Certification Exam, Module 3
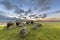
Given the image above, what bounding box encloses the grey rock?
[20,27,30,37]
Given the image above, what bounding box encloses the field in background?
[0,22,60,40]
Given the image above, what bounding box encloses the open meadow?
[0,22,60,40]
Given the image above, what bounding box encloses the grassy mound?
[0,22,60,40]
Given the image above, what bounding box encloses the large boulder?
[30,20,34,24]
[18,23,25,27]
[16,21,21,26]
[7,22,14,29]
[26,20,34,24]
[32,26,39,30]
[36,23,42,27]
[20,27,30,37]
[26,21,30,24]
[32,23,42,30]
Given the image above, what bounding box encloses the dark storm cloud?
[47,10,60,15]
[14,8,24,14]
[41,7,51,12]
[29,14,36,18]
[25,9,32,15]
[38,14,47,18]
[39,10,60,18]
[0,0,24,14]
[1,0,22,10]
[0,11,5,14]
[42,14,47,18]
[35,0,50,7]
[0,11,8,15]
[1,0,51,12]
[1,0,15,10]
[54,10,60,13]
[32,0,51,18]
[0,0,52,18]
[34,0,51,11]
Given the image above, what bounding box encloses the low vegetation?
[0,22,60,40]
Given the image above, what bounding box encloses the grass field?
[0,22,60,40]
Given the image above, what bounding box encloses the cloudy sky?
[0,0,60,19]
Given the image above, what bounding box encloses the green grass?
[0,26,5,30]
[0,22,60,40]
